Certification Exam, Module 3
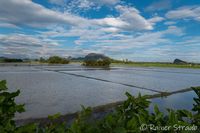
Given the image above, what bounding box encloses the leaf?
[16,104,25,113]
[125,92,133,99]
[16,123,36,133]
[177,109,192,118]
[114,127,126,133]
[0,95,5,103]
[154,105,160,115]
[0,80,7,91]
[168,109,178,125]
[48,113,61,120]
[7,90,20,99]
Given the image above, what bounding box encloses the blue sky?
[0,0,200,62]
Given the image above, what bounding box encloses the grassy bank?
[1,61,200,69]
[111,62,200,69]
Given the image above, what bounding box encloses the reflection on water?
[0,64,199,119]
[150,91,196,113]
[65,69,200,92]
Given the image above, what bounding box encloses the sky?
[0,0,200,62]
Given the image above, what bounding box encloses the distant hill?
[0,57,6,59]
[84,53,109,61]
[173,59,188,64]
[71,53,109,61]
[71,57,85,61]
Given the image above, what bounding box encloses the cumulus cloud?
[0,33,61,58]
[0,0,156,32]
[100,27,120,33]
[148,16,165,26]
[115,5,153,30]
[86,26,184,53]
[165,26,184,36]
[92,32,170,50]
[166,6,200,22]
[1,0,191,61]
[90,5,157,31]
[92,17,129,29]
[0,0,86,27]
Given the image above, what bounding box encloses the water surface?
[0,64,199,119]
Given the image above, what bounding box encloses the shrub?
[48,56,70,64]
[83,59,111,67]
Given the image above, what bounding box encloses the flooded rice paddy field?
[0,64,200,120]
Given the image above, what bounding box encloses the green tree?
[48,56,70,64]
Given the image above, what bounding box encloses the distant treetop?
[83,53,111,66]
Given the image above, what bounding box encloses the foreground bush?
[0,80,199,132]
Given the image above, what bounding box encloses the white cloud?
[148,16,165,26]
[97,0,120,5]
[49,0,65,5]
[92,32,170,50]
[0,22,19,29]
[164,26,184,36]
[63,0,97,13]
[0,34,60,48]
[145,0,172,11]
[0,0,156,32]
[1,0,190,61]
[101,27,120,33]
[0,0,86,27]
[50,0,120,6]
[0,33,61,58]
[87,26,184,52]
[38,15,178,55]
[166,6,200,22]
[92,17,129,28]
[50,0,120,14]
[91,5,158,31]
[115,5,154,30]
[0,32,87,58]
[176,36,200,46]
[164,21,176,25]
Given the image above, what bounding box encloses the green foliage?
[0,58,23,63]
[38,56,70,64]
[83,58,111,67]
[192,87,200,126]
[39,57,46,63]
[67,106,100,133]
[0,80,199,132]
[47,56,70,64]
[0,80,36,133]
[112,62,200,69]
